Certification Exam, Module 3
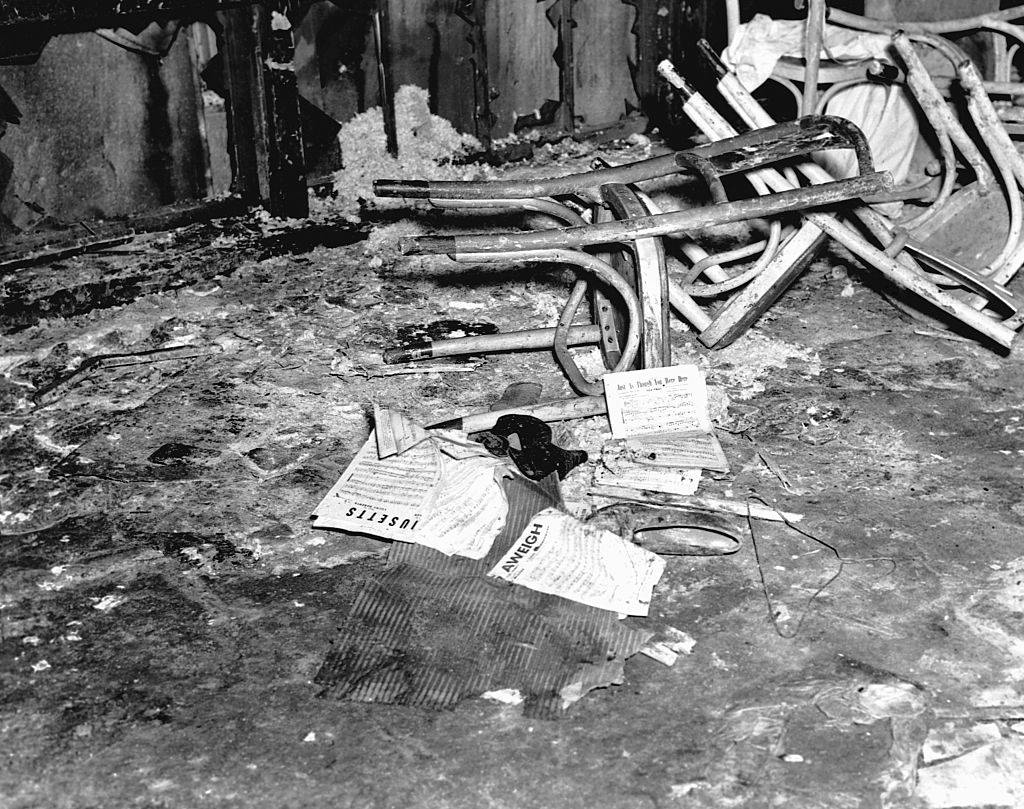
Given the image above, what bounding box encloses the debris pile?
[311,364,784,714]
[310,6,1024,719]
[331,85,485,219]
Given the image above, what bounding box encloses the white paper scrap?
[622,432,729,473]
[373,404,429,458]
[488,508,665,616]
[603,365,712,439]
[313,431,508,558]
[593,462,701,497]
[313,434,441,540]
[411,452,508,558]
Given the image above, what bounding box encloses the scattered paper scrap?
[597,443,702,496]
[640,626,697,667]
[620,432,729,473]
[92,594,126,612]
[593,462,701,497]
[916,736,1024,808]
[601,365,728,483]
[603,365,712,438]
[313,436,440,538]
[373,404,429,458]
[313,430,509,559]
[488,507,665,616]
[922,721,1003,765]
[481,689,524,705]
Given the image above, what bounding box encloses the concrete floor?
[3,163,1024,807]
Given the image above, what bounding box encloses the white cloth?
[722,14,918,202]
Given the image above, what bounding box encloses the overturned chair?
[375,115,892,395]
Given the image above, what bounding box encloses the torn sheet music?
[619,432,729,473]
[313,429,509,558]
[603,365,712,438]
[488,507,665,616]
[601,365,728,474]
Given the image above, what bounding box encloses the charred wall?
[0,29,206,232]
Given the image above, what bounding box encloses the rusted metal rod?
[958,58,1024,284]
[425,197,587,225]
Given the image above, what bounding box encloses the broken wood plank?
[588,485,804,523]
[547,0,576,133]
[259,3,308,218]
[699,223,827,349]
[220,6,265,207]
[572,0,637,127]
[485,0,557,137]
[433,0,479,141]
[0,197,247,275]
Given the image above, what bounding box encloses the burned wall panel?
[485,2,558,137]
[0,30,205,231]
[571,1,638,127]
[431,0,481,144]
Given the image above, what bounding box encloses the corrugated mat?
[316,472,653,718]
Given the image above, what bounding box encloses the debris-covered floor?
[4,137,1024,808]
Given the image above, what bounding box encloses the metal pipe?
[374,153,683,200]
[382,324,602,364]
[426,197,587,226]
[986,21,1024,58]
[553,279,600,395]
[879,34,964,230]
[725,0,740,46]
[454,249,643,375]
[701,45,942,258]
[699,44,998,304]
[678,240,730,283]
[683,225,789,297]
[683,239,768,284]
[899,123,956,231]
[813,79,861,114]
[401,173,891,255]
